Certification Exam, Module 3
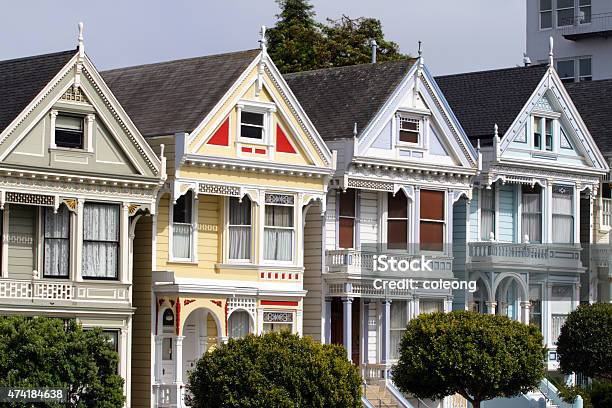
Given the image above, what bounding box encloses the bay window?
[228,197,251,260]
[264,195,294,261]
[82,203,119,279]
[521,185,542,243]
[552,185,574,243]
[387,191,408,249]
[481,187,495,241]
[420,190,445,251]
[338,189,356,249]
[172,191,193,260]
[390,300,407,360]
[43,206,70,278]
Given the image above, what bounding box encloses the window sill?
[167,259,199,266]
[49,146,92,153]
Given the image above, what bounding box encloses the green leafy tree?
[187,331,361,408]
[266,0,409,73]
[392,311,545,408]
[557,303,612,381]
[322,15,407,68]
[0,316,125,407]
[266,0,327,74]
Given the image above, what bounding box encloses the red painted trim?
[175,296,181,336]
[207,117,230,146]
[155,302,159,335]
[254,148,266,154]
[276,124,297,154]
[225,302,229,336]
[184,299,196,306]
[241,147,253,153]
[261,300,299,307]
[211,300,222,308]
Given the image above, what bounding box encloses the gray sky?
[0,1,526,76]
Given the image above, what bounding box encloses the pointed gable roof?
[565,79,612,155]
[283,59,416,141]
[435,64,549,145]
[102,49,260,137]
[0,49,76,134]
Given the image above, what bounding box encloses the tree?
[392,311,545,408]
[266,0,327,74]
[557,303,612,381]
[187,332,361,408]
[266,0,410,73]
[0,316,125,407]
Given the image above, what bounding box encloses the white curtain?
[229,198,251,259]
[264,205,293,261]
[228,311,251,339]
[420,300,444,314]
[552,191,573,243]
[44,206,70,277]
[390,301,407,360]
[82,203,119,278]
[172,224,192,259]
[522,193,542,243]
[481,188,495,240]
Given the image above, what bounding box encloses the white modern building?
[527,0,612,82]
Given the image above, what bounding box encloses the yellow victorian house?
[103,29,335,408]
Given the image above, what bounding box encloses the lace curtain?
[390,301,408,360]
[481,188,495,240]
[552,188,573,243]
[229,197,251,259]
[228,311,250,339]
[522,192,542,243]
[264,205,293,261]
[82,203,119,278]
[44,206,70,277]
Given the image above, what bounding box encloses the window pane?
[264,229,293,261]
[420,221,443,251]
[541,11,553,29]
[420,190,445,221]
[557,8,574,26]
[339,189,356,217]
[388,192,407,218]
[579,58,591,77]
[580,6,591,23]
[82,203,120,278]
[522,185,542,243]
[173,191,192,223]
[241,112,264,126]
[240,124,263,139]
[339,218,354,249]
[44,207,70,278]
[55,115,84,149]
[557,0,573,8]
[387,220,407,249]
[557,60,575,80]
[82,241,118,278]
[265,205,294,227]
[229,197,251,225]
[173,224,192,259]
[399,130,419,143]
[56,115,83,131]
[44,206,70,239]
[540,0,552,11]
[228,311,250,339]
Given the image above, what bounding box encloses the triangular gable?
[0,52,162,179]
[499,67,608,172]
[185,51,333,172]
[356,61,477,170]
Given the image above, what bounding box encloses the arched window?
[228,310,250,339]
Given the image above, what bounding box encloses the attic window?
[55,114,84,149]
[240,112,265,140]
[533,116,553,151]
[399,118,420,144]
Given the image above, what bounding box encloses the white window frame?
[262,194,296,265]
[169,191,198,263]
[384,190,411,251]
[261,310,295,334]
[557,57,592,83]
[41,205,72,279]
[50,110,95,152]
[224,196,253,264]
[236,100,276,147]
[531,113,560,154]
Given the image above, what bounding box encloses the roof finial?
[353,122,358,137]
[493,123,501,159]
[418,40,424,66]
[259,25,267,53]
[77,22,84,57]
[548,36,554,67]
[494,123,499,138]
[418,40,422,58]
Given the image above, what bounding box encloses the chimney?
[371,40,377,63]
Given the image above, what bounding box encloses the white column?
[521,301,531,325]
[120,325,129,403]
[362,300,369,365]
[381,299,391,377]
[257,308,264,335]
[120,203,130,284]
[154,336,163,383]
[296,308,303,336]
[86,114,95,152]
[173,335,185,407]
[197,310,208,357]
[573,186,580,245]
[75,199,85,281]
[544,283,553,347]
[324,298,332,344]
[545,180,553,243]
[49,110,58,148]
[486,301,497,315]
[342,297,353,361]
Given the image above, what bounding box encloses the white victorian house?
[286,54,479,408]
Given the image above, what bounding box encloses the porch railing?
[468,242,582,270]
[153,383,177,407]
[561,12,612,40]
[0,278,129,303]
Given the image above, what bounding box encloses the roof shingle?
[435,64,549,145]
[101,49,260,137]
[565,79,612,155]
[0,49,75,134]
[284,59,416,141]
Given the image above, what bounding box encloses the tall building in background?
[527,0,612,82]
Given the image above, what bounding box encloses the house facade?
[0,27,164,404]
[437,60,608,371]
[103,33,335,408]
[285,56,479,407]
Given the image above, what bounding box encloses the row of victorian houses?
[0,25,611,408]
